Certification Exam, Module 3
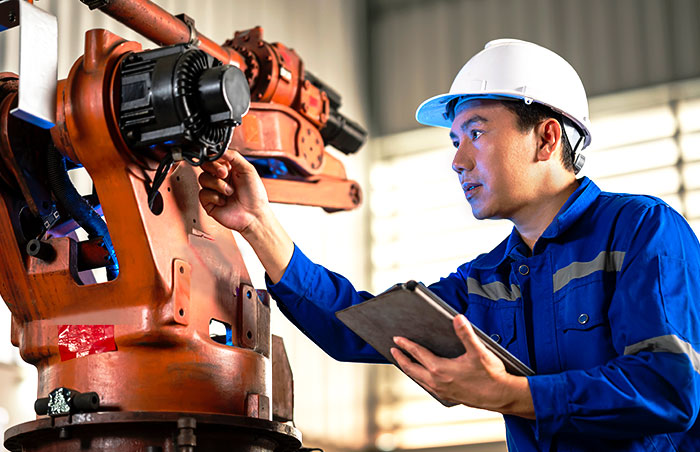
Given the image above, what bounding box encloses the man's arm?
[198,152,386,362]
[529,204,700,439]
[198,151,293,283]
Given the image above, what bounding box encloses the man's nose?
[452,144,474,174]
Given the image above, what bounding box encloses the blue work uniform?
[267,177,700,451]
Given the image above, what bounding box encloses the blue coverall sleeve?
[529,203,700,439]
[266,244,387,362]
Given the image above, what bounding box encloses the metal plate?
[9,1,57,129]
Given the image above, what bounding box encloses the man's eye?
[452,141,460,149]
[470,130,483,140]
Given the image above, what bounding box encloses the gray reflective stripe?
[467,277,521,302]
[552,251,626,293]
[624,334,700,375]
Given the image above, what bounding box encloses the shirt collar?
[540,176,600,239]
[472,177,601,269]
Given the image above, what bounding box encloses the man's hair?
[500,101,575,172]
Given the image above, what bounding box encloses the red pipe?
[87,0,245,67]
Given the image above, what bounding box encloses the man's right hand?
[197,151,294,284]
[198,150,270,234]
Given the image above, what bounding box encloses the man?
[199,39,700,451]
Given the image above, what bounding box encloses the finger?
[453,314,486,353]
[390,347,432,383]
[200,160,230,178]
[199,188,227,209]
[393,336,443,370]
[199,172,234,195]
[229,150,257,174]
[220,147,237,162]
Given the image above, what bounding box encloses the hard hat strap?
[560,115,586,174]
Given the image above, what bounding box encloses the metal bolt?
[8,12,16,23]
[176,417,197,451]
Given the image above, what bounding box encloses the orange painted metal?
[87,0,359,211]
[224,26,330,126]
[231,102,362,209]
[1,29,273,420]
[0,1,363,448]
[89,0,244,67]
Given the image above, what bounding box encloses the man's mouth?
[462,182,482,193]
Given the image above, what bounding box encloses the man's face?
[449,99,538,221]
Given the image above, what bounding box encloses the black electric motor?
[117,44,250,207]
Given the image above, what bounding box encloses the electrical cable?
[46,145,119,280]
[146,144,226,210]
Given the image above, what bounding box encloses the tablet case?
[335,280,534,406]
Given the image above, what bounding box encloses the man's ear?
[535,118,563,162]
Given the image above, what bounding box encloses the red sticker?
[58,325,117,361]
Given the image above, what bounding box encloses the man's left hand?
[390,314,535,418]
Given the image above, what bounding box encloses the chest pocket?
[466,302,518,352]
[555,279,616,370]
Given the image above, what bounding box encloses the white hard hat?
[415,38,592,150]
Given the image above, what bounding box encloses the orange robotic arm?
[0,0,366,450]
[83,0,366,211]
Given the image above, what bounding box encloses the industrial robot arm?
[85,0,366,211]
[0,1,366,450]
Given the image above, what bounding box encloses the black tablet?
[335,280,534,406]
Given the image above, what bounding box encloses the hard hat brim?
[415,92,592,148]
[415,92,534,129]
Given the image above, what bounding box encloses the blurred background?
[1,0,699,451]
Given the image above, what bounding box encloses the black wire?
[146,144,225,209]
[147,153,173,210]
[182,144,226,167]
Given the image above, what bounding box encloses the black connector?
[26,239,56,262]
[35,388,100,417]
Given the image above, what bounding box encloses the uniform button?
[578,313,589,325]
[490,333,501,343]
[518,264,529,275]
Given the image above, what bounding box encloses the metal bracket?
[79,0,111,10]
[0,0,57,128]
[175,13,199,47]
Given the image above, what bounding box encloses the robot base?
[4,411,302,452]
